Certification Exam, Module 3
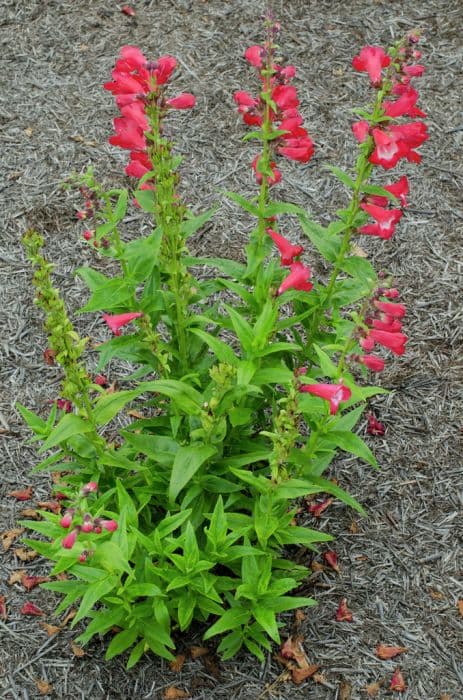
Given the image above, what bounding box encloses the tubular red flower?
[358,354,385,372]
[151,55,177,85]
[367,176,409,208]
[359,202,403,239]
[371,318,402,332]
[272,84,299,110]
[102,312,143,335]
[245,45,264,67]
[278,262,313,295]
[62,529,79,550]
[267,228,304,266]
[368,329,408,355]
[166,93,196,109]
[59,511,74,529]
[109,117,146,151]
[352,45,391,85]
[352,120,370,143]
[299,382,352,415]
[383,86,426,119]
[370,122,428,169]
[81,481,98,495]
[100,519,119,532]
[374,300,406,318]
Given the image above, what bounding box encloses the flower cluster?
[234,33,314,186]
[104,45,195,183]
[265,228,312,295]
[59,482,118,556]
[352,36,428,171]
[358,287,408,361]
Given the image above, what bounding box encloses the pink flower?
[104,71,146,97]
[59,511,74,529]
[370,123,428,169]
[374,300,406,319]
[62,529,78,550]
[359,203,403,239]
[20,602,44,616]
[100,519,118,532]
[81,481,98,495]
[121,5,136,17]
[352,45,391,85]
[299,382,352,415]
[267,228,303,265]
[358,354,385,372]
[278,262,313,295]
[371,318,402,332]
[233,90,262,126]
[120,102,149,131]
[94,374,108,386]
[403,64,425,78]
[151,55,177,85]
[118,45,147,71]
[166,93,196,109]
[352,120,370,143]
[81,515,94,533]
[102,312,143,335]
[367,176,409,208]
[125,151,152,178]
[278,128,314,163]
[245,45,264,67]
[368,329,408,356]
[83,230,93,241]
[383,87,426,119]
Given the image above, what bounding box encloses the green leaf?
[274,476,366,515]
[341,255,377,282]
[180,206,218,239]
[169,445,217,502]
[323,430,378,468]
[224,191,259,216]
[224,305,254,354]
[263,202,307,217]
[78,277,135,313]
[203,607,251,639]
[189,328,239,366]
[16,403,47,434]
[134,189,156,213]
[105,626,139,660]
[113,189,128,222]
[76,607,126,645]
[177,593,196,630]
[126,639,145,669]
[184,256,246,279]
[76,267,109,292]
[275,525,333,546]
[325,164,355,188]
[93,389,143,426]
[122,432,179,467]
[253,606,280,642]
[73,575,119,625]
[139,379,203,415]
[228,407,253,427]
[255,342,301,358]
[361,183,398,201]
[299,216,341,263]
[92,542,132,575]
[313,344,338,378]
[39,414,92,452]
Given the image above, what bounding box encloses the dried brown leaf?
[312,672,328,685]
[35,679,53,695]
[20,508,42,520]
[8,486,33,501]
[339,679,352,700]
[375,644,407,660]
[39,622,61,636]
[190,645,209,659]
[291,664,320,684]
[349,520,360,534]
[440,694,452,700]
[390,668,406,692]
[365,681,382,697]
[61,609,77,626]
[8,569,26,585]
[1,528,24,551]
[14,547,38,561]
[310,561,324,572]
[0,595,7,621]
[71,641,85,657]
[170,654,186,672]
[36,500,61,514]
[429,589,445,600]
[163,688,190,699]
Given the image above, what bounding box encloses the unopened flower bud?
[81,481,98,496]
[83,230,93,241]
[62,529,78,549]
[81,515,94,533]
[60,511,74,528]
[101,519,118,532]
[94,374,108,387]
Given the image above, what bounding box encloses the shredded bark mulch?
[1,1,462,698]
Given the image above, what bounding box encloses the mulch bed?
[1,0,462,698]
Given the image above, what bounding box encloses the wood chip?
[35,679,53,695]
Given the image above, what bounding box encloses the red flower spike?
[352,45,391,85]
[390,668,406,692]
[102,312,143,335]
[335,598,353,622]
[299,383,352,415]
[267,228,304,266]
[166,93,196,110]
[21,601,44,616]
[62,529,78,550]
[358,355,385,372]
[366,413,386,436]
[323,550,340,573]
[109,117,146,151]
[278,262,313,295]
[307,497,333,517]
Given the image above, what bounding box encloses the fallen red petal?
[21,575,49,591]
[375,644,407,660]
[21,601,44,616]
[121,5,136,16]
[8,486,33,501]
[323,550,340,572]
[390,668,406,692]
[335,598,353,622]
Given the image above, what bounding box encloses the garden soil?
[1,0,462,698]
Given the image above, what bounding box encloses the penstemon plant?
[19,18,427,666]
